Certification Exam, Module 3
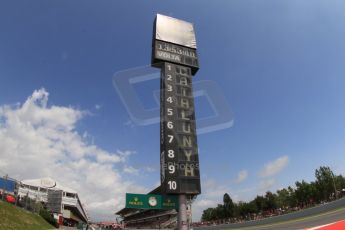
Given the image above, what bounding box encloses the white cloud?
[192,179,240,222]
[124,120,135,128]
[193,158,287,222]
[235,170,248,183]
[258,179,276,193]
[95,104,102,110]
[123,166,139,175]
[193,198,218,219]
[0,88,147,221]
[192,180,225,222]
[258,155,289,178]
[144,166,156,172]
[192,177,273,221]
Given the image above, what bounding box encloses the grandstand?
[116,186,195,229]
[17,177,89,225]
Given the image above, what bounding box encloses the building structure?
[0,176,17,195]
[17,177,88,225]
[116,186,194,228]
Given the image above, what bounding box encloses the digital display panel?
[160,62,201,195]
[152,14,199,75]
[152,40,199,75]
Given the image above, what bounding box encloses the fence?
[0,173,46,215]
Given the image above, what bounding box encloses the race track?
[230,207,345,230]
[195,203,345,230]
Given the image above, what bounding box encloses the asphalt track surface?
[194,207,345,230]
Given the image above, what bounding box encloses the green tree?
[201,208,216,221]
[264,191,277,211]
[276,188,290,209]
[315,166,336,201]
[236,201,257,219]
[223,193,231,204]
[335,175,345,193]
[287,186,297,207]
[215,204,226,219]
[39,207,58,228]
[223,193,235,218]
[201,166,342,223]
[295,180,318,206]
[253,195,265,213]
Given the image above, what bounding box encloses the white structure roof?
[21,177,77,194]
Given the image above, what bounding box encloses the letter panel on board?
[160,62,201,194]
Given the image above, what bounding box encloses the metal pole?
[331,172,338,199]
[189,198,193,228]
[178,194,188,230]
[25,191,29,210]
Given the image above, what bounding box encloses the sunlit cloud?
[235,170,248,183]
[258,155,289,178]
[0,88,147,221]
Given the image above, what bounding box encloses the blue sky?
[1,0,345,221]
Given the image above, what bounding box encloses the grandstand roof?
[21,177,77,193]
[116,185,163,216]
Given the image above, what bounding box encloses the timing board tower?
[152,14,201,229]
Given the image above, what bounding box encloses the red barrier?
[5,195,16,204]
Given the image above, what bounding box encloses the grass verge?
[0,200,55,230]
